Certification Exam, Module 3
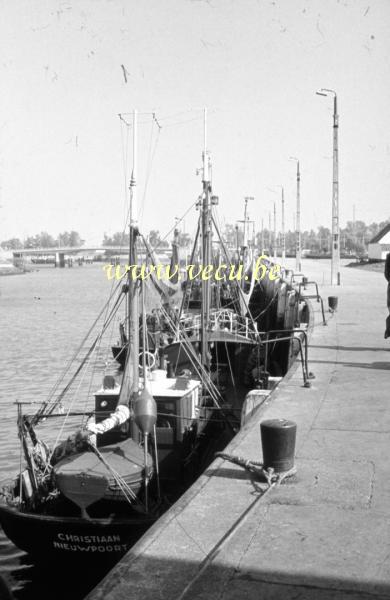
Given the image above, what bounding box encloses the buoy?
[134,386,157,512]
[134,387,157,435]
[260,419,297,473]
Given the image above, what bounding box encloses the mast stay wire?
[119,109,226,262]
[44,291,127,467]
[158,304,226,411]
[35,278,124,421]
[211,209,280,346]
[211,211,260,337]
[119,109,213,254]
[158,305,238,434]
[138,116,161,227]
[82,288,126,423]
[208,209,239,396]
[140,199,197,260]
[120,116,131,226]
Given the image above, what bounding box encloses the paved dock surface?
[87,259,390,600]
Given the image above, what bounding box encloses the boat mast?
[128,110,157,512]
[120,109,139,407]
[129,109,139,394]
[200,108,211,369]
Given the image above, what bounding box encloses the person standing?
[384,252,390,339]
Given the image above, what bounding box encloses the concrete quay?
[87,259,390,600]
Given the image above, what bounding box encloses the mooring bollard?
[328,296,338,312]
[260,419,297,473]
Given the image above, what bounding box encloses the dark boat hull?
[0,500,155,562]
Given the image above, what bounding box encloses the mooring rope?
[215,451,297,486]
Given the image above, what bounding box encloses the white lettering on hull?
[53,533,127,552]
[57,533,121,543]
[53,541,128,552]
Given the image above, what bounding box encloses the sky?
[0,0,389,245]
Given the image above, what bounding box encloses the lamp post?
[267,187,283,262]
[273,201,277,261]
[243,196,254,248]
[261,217,264,252]
[316,88,340,285]
[273,186,285,262]
[289,157,301,272]
[281,186,285,262]
[268,211,271,255]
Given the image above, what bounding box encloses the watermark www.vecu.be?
[103,254,281,282]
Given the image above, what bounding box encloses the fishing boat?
[0,109,299,565]
[0,110,199,563]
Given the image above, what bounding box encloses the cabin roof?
[369,223,390,244]
[148,374,200,397]
[95,374,200,398]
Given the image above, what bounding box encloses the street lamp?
[267,187,284,262]
[316,88,340,285]
[289,157,301,272]
[277,186,285,262]
[243,196,254,248]
[274,200,277,261]
[275,186,285,262]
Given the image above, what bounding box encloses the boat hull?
[0,500,155,562]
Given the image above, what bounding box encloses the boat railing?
[179,309,257,339]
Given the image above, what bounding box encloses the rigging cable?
[158,304,227,410]
[33,278,124,423]
[138,116,161,226]
[43,290,127,467]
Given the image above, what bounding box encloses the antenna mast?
[200,108,211,369]
[129,109,139,394]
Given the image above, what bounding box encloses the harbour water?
[0,264,125,599]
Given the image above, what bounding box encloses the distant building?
[368,223,390,260]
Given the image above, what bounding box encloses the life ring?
[139,350,156,369]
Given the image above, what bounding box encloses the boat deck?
[87,259,390,600]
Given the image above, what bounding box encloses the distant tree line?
[224,219,390,255]
[2,219,389,255]
[0,231,84,250]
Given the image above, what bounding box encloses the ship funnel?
[134,387,157,435]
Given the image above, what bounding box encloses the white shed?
[368,224,390,260]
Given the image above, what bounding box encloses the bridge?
[12,246,173,268]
